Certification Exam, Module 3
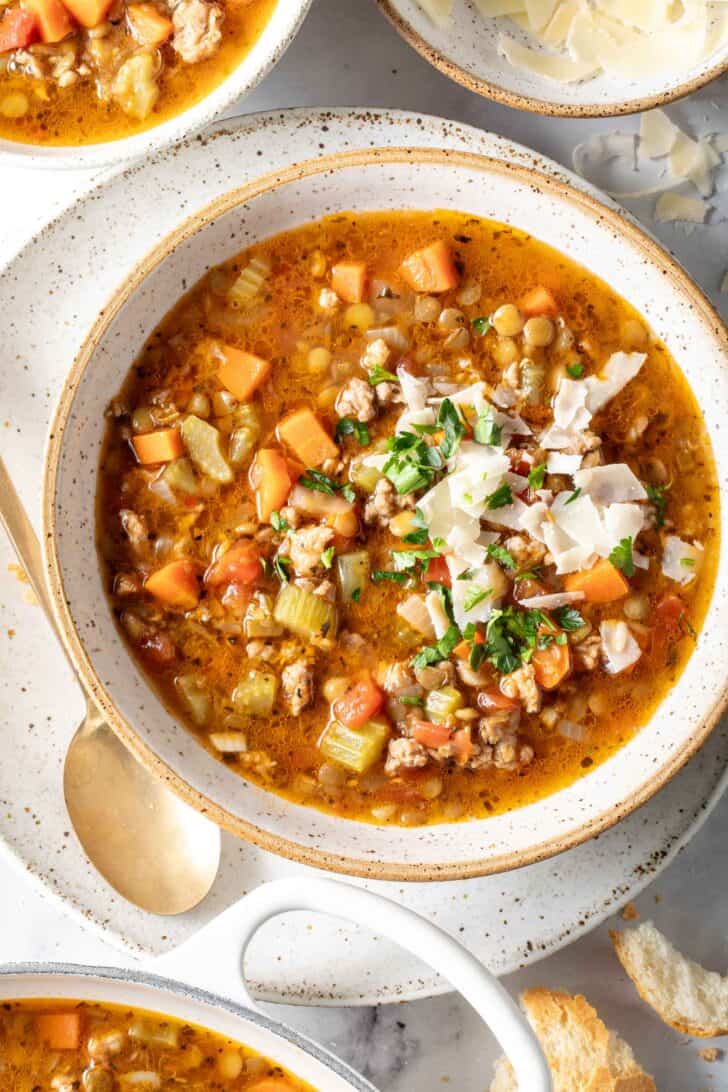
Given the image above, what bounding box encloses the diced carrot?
[532,634,572,690]
[145,560,200,610]
[36,1013,83,1050]
[216,344,271,402]
[451,728,474,764]
[454,631,484,661]
[249,448,292,522]
[331,261,367,304]
[60,0,112,27]
[651,594,688,660]
[400,240,459,294]
[24,0,73,41]
[132,428,183,465]
[205,541,261,588]
[565,559,629,604]
[126,2,172,45]
[0,8,39,51]
[520,285,559,317]
[411,719,452,749]
[477,688,519,712]
[278,408,338,467]
[333,675,384,729]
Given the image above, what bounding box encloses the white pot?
[0,878,551,1090]
[43,146,728,881]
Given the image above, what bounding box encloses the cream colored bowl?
[43,147,728,881]
[376,0,728,117]
[0,0,312,170]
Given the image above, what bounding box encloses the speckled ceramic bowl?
[43,147,728,881]
[375,0,728,117]
[0,0,312,170]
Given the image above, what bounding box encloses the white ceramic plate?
[375,0,728,116]
[1,108,727,1004]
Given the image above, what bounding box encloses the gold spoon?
[0,456,220,915]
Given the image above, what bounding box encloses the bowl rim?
[374,0,728,118]
[42,144,728,881]
[0,0,314,171]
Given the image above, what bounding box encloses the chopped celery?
[319,717,390,773]
[163,457,199,496]
[233,670,278,716]
[425,686,465,724]
[274,583,338,641]
[336,551,370,602]
[180,415,233,484]
[209,731,248,753]
[128,1020,179,1048]
[175,674,211,726]
[229,427,257,468]
[244,593,284,638]
[227,256,271,308]
[349,442,387,494]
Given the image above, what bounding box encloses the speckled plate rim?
[374,0,728,118]
[42,143,728,883]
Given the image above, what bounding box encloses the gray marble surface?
[1,1,728,1088]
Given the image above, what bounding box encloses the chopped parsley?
[528,462,547,489]
[300,468,355,504]
[411,624,461,670]
[371,570,409,584]
[403,508,430,545]
[383,431,443,495]
[680,556,696,568]
[351,587,361,603]
[486,483,513,510]
[553,606,585,631]
[477,606,554,675]
[437,398,465,459]
[391,547,441,572]
[457,567,478,581]
[321,546,336,569]
[471,316,491,336]
[335,417,370,446]
[645,482,669,529]
[566,362,584,378]
[486,543,517,570]
[463,585,492,612]
[609,536,635,577]
[270,511,288,533]
[273,555,291,583]
[473,407,502,447]
[565,487,582,505]
[368,364,399,386]
[400,695,425,707]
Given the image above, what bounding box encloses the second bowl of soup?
[44,148,728,879]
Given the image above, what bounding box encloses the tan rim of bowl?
[43,146,728,881]
[375,0,728,118]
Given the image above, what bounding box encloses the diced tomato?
[410,719,452,749]
[0,8,39,52]
[651,594,688,660]
[423,556,451,587]
[477,688,519,712]
[333,674,384,729]
[205,541,261,588]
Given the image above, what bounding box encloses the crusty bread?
[611,921,728,1037]
[488,988,656,1091]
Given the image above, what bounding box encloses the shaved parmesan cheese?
[518,500,551,542]
[526,0,559,31]
[542,521,595,574]
[553,376,591,431]
[584,351,646,413]
[539,423,582,450]
[573,464,647,504]
[602,502,646,546]
[600,619,642,675]
[425,588,451,639]
[517,590,585,609]
[448,558,507,631]
[397,594,435,639]
[498,33,599,81]
[415,0,452,27]
[670,132,720,197]
[551,492,611,555]
[547,452,582,474]
[396,407,436,434]
[662,535,703,584]
[640,109,680,159]
[491,383,518,409]
[542,0,579,44]
[482,497,531,531]
[655,193,708,223]
[398,366,431,412]
[447,523,489,566]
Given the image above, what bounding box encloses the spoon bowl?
[0,455,220,915]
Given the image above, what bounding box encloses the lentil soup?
[0,999,312,1091]
[0,0,275,145]
[97,211,718,828]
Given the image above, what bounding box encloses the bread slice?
[489,988,656,1091]
[611,921,728,1037]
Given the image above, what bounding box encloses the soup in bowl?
[44,149,728,879]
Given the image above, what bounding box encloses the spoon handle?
[0,455,59,633]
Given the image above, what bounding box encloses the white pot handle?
[159,877,551,1091]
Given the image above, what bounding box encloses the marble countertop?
[1,1,728,1088]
